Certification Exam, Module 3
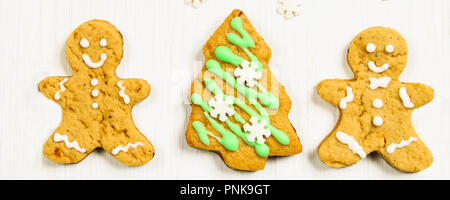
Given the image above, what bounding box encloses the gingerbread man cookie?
[186,10,302,171]
[39,20,154,166]
[317,27,434,172]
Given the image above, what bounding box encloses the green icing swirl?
[203,79,289,145]
[191,16,290,158]
[215,46,243,66]
[227,17,254,48]
[191,93,211,112]
[203,78,267,120]
[226,17,263,71]
[206,59,279,109]
[203,113,239,152]
[233,113,246,124]
[191,93,268,157]
[225,119,269,157]
[192,121,211,146]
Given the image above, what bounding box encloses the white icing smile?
[82,53,107,68]
[368,61,389,73]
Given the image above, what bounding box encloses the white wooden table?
[0,0,449,179]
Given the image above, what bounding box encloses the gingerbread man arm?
[400,82,434,109]
[118,78,151,105]
[39,76,70,102]
[317,79,350,106]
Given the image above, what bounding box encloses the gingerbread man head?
[347,27,408,79]
[65,20,123,73]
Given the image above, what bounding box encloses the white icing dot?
[92,103,98,109]
[80,38,89,48]
[373,116,383,126]
[100,53,107,60]
[373,98,383,108]
[385,44,394,53]
[100,38,107,47]
[91,78,98,86]
[91,89,99,97]
[366,43,376,53]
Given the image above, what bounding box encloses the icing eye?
[80,38,89,48]
[385,44,394,53]
[100,38,107,47]
[366,43,376,53]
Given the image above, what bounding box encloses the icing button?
[100,38,107,47]
[91,78,98,86]
[373,116,383,126]
[373,98,383,108]
[91,89,99,97]
[92,103,98,109]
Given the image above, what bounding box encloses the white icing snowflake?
[208,93,235,122]
[277,0,302,19]
[184,0,206,8]
[244,117,271,144]
[234,60,262,87]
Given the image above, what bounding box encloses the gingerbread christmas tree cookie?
[39,20,154,166]
[186,10,302,171]
[317,27,434,172]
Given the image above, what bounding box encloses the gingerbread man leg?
[378,125,433,172]
[318,113,372,168]
[100,116,154,166]
[43,116,100,164]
